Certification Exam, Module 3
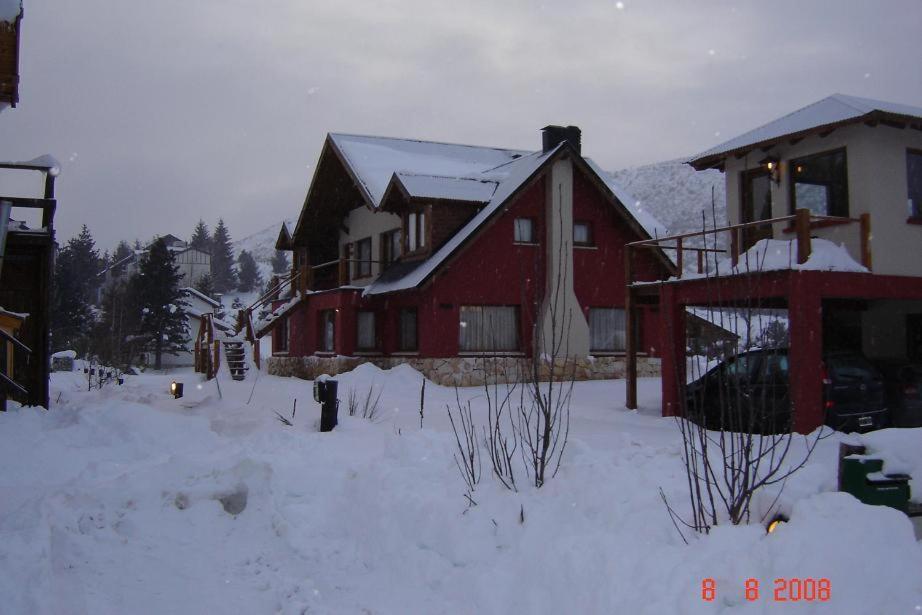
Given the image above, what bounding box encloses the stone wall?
[267,354,660,387]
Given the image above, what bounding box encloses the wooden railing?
[306,256,388,291]
[0,327,29,409]
[625,208,871,286]
[193,313,220,379]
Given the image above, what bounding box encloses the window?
[514,218,534,243]
[354,237,372,279]
[589,308,626,352]
[459,306,519,352]
[356,311,376,350]
[790,149,848,217]
[407,210,427,252]
[381,229,402,266]
[320,310,336,352]
[275,317,289,353]
[398,308,418,351]
[573,221,593,246]
[908,149,922,219]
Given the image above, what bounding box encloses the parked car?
[686,349,888,433]
[876,361,922,427]
[685,349,792,434]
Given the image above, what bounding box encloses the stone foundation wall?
[267,354,660,387]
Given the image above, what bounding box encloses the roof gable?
[328,133,528,207]
[689,94,922,170]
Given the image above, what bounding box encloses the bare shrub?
[347,385,382,421]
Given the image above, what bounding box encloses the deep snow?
[1,364,920,614]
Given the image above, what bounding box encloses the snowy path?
[0,365,920,614]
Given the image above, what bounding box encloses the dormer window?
[381,228,402,266]
[407,210,427,252]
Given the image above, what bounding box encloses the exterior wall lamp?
[761,156,781,184]
[171,381,184,399]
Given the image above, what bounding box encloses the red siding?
[277,157,672,360]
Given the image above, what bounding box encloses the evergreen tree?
[92,278,142,368]
[69,225,102,301]
[50,245,93,354]
[210,219,237,293]
[271,249,289,274]
[193,272,217,300]
[190,219,212,253]
[132,238,189,370]
[237,249,262,293]
[111,240,133,276]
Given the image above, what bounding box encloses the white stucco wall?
[723,123,922,276]
[338,205,403,286]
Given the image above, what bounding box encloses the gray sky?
[1,0,920,252]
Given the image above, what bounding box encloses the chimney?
[541,125,581,154]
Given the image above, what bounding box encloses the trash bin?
[839,446,911,513]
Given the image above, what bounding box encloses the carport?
[623,210,922,433]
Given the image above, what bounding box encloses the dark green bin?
[840,452,911,513]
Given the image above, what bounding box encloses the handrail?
[0,370,28,396]
[247,270,301,313]
[0,327,30,355]
[626,209,871,283]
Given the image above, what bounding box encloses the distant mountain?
[609,158,727,237]
[232,217,296,285]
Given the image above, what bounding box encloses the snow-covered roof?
[328,133,529,207]
[312,131,670,296]
[393,172,499,203]
[365,148,558,295]
[689,94,922,170]
[181,287,220,308]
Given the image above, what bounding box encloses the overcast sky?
[0,0,920,252]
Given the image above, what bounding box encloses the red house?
[262,126,674,385]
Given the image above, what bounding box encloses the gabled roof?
[364,145,672,296]
[689,94,922,170]
[328,133,529,208]
[275,222,292,250]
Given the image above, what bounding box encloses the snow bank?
[0,368,919,614]
[51,349,76,359]
[677,238,867,281]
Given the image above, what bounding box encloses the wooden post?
[212,340,220,378]
[795,208,811,265]
[338,257,348,287]
[860,213,872,271]
[625,246,637,410]
[730,227,739,267]
[697,250,704,274]
[675,238,683,277]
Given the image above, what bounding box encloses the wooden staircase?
[223,340,248,381]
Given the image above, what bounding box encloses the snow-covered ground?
[1,364,921,614]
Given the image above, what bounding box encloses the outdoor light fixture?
[171,381,183,399]
[766,514,789,534]
[117,377,124,386]
[761,156,781,184]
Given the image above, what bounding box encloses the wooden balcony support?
[795,207,812,265]
[625,246,637,410]
[860,212,872,271]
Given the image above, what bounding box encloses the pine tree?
[271,249,289,274]
[190,219,212,253]
[111,240,133,276]
[237,249,262,293]
[92,278,142,368]
[50,245,93,354]
[193,272,217,300]
[210,219,237,293]
[131,238,189,370]
[69,225,102,302]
